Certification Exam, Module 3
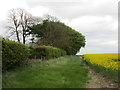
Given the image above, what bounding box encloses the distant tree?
[29,18,86,55]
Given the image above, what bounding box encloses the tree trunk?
[23,31,26,44]
[15,28,20,43]
[23,36,25,44]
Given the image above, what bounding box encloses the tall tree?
[29,20,86,55]
[7,8,41,44]
[7,9,21,42]
[19,9,41,44]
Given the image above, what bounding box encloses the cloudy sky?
[0,0,119,54]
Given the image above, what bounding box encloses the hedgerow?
[29,45,66,59]
[2,38,29,70]
[2,38,66,70]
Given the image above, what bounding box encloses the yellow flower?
[83,53,119,70]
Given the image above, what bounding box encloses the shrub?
[29,45,66,59]
[2,38,29,70]
[29,46,39,59]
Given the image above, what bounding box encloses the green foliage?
[29,21,86,55]
[3,56,90,88]
[2,38,29,70]
[29,46,41,59]
[29,45,66,59]
[64,29,85,55]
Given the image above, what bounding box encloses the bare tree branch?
[7,8,21,42]
[43,14,59,22]
[6,8,42,44]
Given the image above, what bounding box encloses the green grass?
[3,56,90,88]
[83,60,119,82]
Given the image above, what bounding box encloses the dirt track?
[86,67,118,88]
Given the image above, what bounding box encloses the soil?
[86,67,119,88]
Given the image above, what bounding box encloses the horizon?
[76,51,119,55]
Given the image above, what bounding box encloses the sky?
[0,0,119,55]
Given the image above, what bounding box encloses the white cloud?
[68,15,117,32]
[0,0,118,54]
[28,0,117,20]
[27,6,53,17]
[0,0,28,20]
[67,15,118,54]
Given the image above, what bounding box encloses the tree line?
[6,8,86,55]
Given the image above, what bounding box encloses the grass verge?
[3,56,90,88]
[83,60,119,82]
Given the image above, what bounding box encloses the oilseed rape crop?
[83,53,120,70]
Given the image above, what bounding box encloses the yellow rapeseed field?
[83,53,120,70]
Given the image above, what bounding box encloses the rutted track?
[86,67,118,88]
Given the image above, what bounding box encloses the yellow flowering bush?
[83,53,120,70]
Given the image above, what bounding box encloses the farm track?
[86,67,118,88]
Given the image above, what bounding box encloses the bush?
[2,38,29,70]
[29,46,40,59]
[29,45,66,59]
